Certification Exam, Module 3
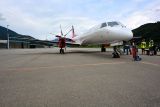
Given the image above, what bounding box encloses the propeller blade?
[64,29,72,37]
[60,25,63,36]
[50,33,61,37]
[56,35,61,38]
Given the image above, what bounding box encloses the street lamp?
[7,25,9,49]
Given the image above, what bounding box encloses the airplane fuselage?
[73,21,133,45]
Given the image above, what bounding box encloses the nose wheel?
[112,46,120,58]
[112,52,120,58]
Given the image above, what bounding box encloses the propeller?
[50,25,75,53]
[51,25,75,37]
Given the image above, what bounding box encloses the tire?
[112,52,120,58]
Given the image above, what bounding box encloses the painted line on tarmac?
[8,62,126,71]
[141,61,160,67]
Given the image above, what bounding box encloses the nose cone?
[128,30,133,40]
[124,29,133,41]
[106,27,133,41]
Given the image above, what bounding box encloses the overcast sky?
[0,0,160,40]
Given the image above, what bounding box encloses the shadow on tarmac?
[20,50,116,59]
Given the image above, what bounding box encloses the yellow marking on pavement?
[8,62,126,71]
[141,61,160,67]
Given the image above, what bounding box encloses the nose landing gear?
[112,46,120,58]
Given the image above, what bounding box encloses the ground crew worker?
[149,39,154,55]
[132,42,136,61]
[123,41,131,55]
[132,42,142,61]
[141,39,146,55]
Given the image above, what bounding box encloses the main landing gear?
[60,48,65,54]
[112,46,120,58]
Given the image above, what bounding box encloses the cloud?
[122,1,160,29]
[0,0,160,40]
[131,0,146,3]
[123,12,152,29]
[0,0,100,40]
[0,13,5,20]
[0,0,102,40]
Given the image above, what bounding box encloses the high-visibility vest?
[149,40,154,48]
[141,42,146,48]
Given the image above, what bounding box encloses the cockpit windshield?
[100,22,107,28]
[107,21,119,27]
[100,21,125,28]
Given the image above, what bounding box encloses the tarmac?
[0,48,160,107]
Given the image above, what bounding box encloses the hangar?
[0,26,55,49]
[0,36,55,49]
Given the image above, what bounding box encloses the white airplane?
[54,21,133,58]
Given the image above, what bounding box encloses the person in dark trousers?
[123,41,131,55]
[123,41,126,54]
[153,45,157,55]
[148,39,154,55]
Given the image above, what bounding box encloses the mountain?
[0,26,35,40]
[132,21,160,43]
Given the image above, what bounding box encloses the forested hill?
[0,26,34,40]
[132,21,160,43]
